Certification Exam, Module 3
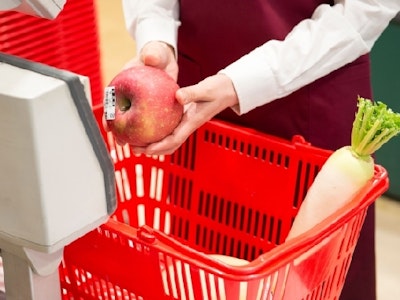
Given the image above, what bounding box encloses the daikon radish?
[286,96,400,240]
[209,255,273,299]
[209,254,251,300]
[162,255,271,300]
[209,254,250,266]
[162,255,250,300]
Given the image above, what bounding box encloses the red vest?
[177,0,372,151]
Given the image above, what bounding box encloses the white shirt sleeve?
[219,0,400,114]
[122,0,180,55]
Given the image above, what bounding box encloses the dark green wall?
[371,20,400,200]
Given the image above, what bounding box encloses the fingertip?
[176,88,188,105]
[141,53,159,67]
[141,42,168,68]
[130,146,146,156]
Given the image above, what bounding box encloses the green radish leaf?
[351,96,400,157]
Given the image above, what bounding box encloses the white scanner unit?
[0,53,116,299]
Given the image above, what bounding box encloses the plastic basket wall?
[0,0,103,106]
[60,105,388,300]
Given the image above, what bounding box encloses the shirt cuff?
[135,17,179,57]
[219,46,280,115]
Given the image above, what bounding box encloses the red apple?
[104,65,183,147]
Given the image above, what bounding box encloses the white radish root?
[286,146,374,240]
[286,96,400,240]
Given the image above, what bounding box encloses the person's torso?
[177,0,371,150]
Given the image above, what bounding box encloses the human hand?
[131,74,239,156]
[102,41,178,133]
[123,41,178,80]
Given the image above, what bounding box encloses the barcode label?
[104,86,116,120]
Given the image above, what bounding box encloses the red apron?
[177,1,376,299]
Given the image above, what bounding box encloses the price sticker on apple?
[104,86,116,120]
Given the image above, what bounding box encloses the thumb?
[176,85,204,105]
[176,76,216,105]
[141,42,170,69]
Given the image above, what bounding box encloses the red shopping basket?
[60,105,388,300]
